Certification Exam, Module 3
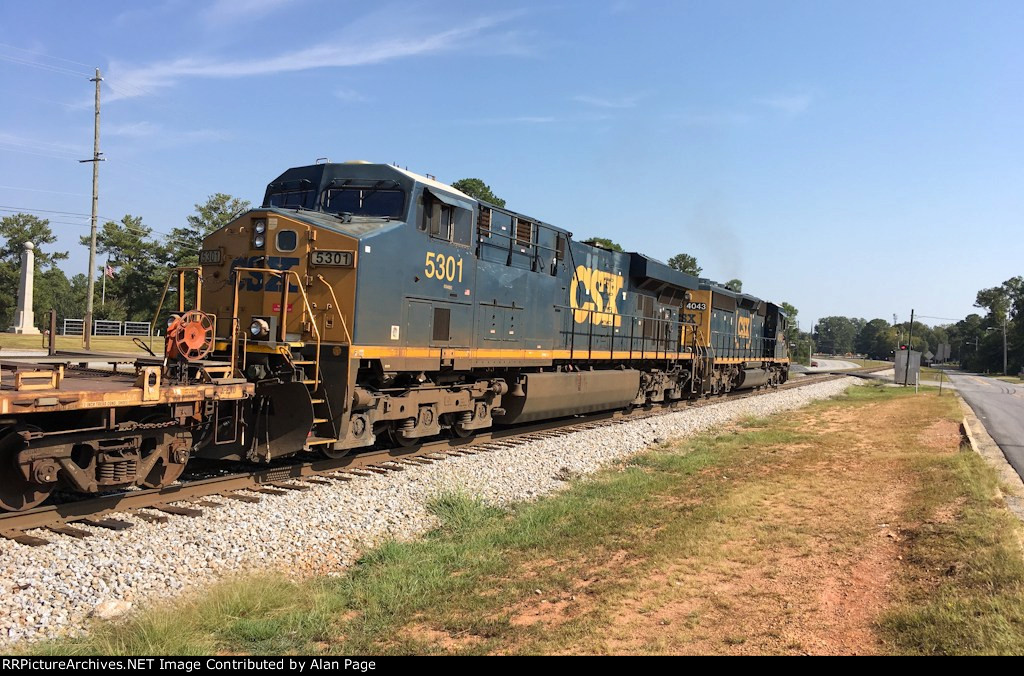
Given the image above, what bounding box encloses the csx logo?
[737,315,751,339]
[231,256,299,293]
[569,265,624,327]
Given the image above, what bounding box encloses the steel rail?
[0,367,888,543]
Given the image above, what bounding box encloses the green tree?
[83,215,170,322]
[779,301,800,344]
[167,193,250,268]
[582,237,624,252]
[816,316,861,354]
[855,318,892,359]
[451,178,505,207]
[667,253,701,276]
[724,279,742,292]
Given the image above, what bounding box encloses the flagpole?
[101,261,107,306]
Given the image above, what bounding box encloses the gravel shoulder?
[0,378,859,646]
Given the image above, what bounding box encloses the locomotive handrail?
[315,274,353,345]
[229,267,323,388]
[556,303,784,365]
[555,304,681,362]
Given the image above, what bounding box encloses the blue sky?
[1,0,1021,329]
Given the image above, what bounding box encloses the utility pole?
[904,309,914,387]
[80,67,103,350]
[809,319,815,366]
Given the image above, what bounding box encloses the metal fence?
[123,321,152,337]
[59,318,152,337]
[61,319,84,336]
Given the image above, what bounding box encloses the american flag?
[104,264,115,279]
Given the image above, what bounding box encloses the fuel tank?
[493,369,641,425]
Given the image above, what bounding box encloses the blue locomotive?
[197,161,790,460]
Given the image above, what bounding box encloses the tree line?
[786,276,1023,375]
[0,194,249,330]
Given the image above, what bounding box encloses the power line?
[0,53,91,78]
[0,41,95,69]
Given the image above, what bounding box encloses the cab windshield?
[322,183,405,219]
[266,189,316,209]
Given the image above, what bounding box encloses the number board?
[311,250,354,267]
[199,249,222,265]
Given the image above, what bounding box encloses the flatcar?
[0,302,253,511]
[195,160,790,462]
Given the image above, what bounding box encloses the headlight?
[253,233,266,249]
[249,318,270,339]
[253,219,267,234]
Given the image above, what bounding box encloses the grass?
[0,334,161,354]
[29,383,1024,655]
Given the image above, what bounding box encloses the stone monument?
[9,241,40,335]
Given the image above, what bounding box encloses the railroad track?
[0,368,887,546]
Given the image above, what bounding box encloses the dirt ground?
[505,396,966,655]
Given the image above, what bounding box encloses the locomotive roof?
[629,254,700,291]
[262,161,569,239]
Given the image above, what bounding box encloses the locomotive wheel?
[387,425,420,448]
[319,446,351,460]
[0,429,55,512]
[450,425,474,439]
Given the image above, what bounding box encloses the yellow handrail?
[315,274,352,345]
[229,267,323,388]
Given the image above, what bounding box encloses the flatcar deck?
[0,353,250,415]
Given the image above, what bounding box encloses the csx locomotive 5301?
[196,160,790,462]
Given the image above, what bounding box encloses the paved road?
[950,373,1024,480]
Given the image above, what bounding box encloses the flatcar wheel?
[139,422,190,489]
[0,429,54,512]
[141,454,187,489]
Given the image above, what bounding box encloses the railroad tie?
[3,531,49,546]
[80,518,133,531]
[154,505,204,518]
[267,482,310,491]
[253,487,289,496]
[133,512,170,524]
[222,493,262,503]
[47,525,92,539]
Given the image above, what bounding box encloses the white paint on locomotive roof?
[389,165,475,202]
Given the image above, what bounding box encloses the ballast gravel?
[0,377,859,645]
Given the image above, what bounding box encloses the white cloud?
[572,93,643,109]
[334,88,371,104]
[757,93,813,116]
[106,121,160,137]
[668,111,750,126]
[200,0,302,25]
[103,123,230,147]
[104,12,525,102]
[457,116,557,125]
